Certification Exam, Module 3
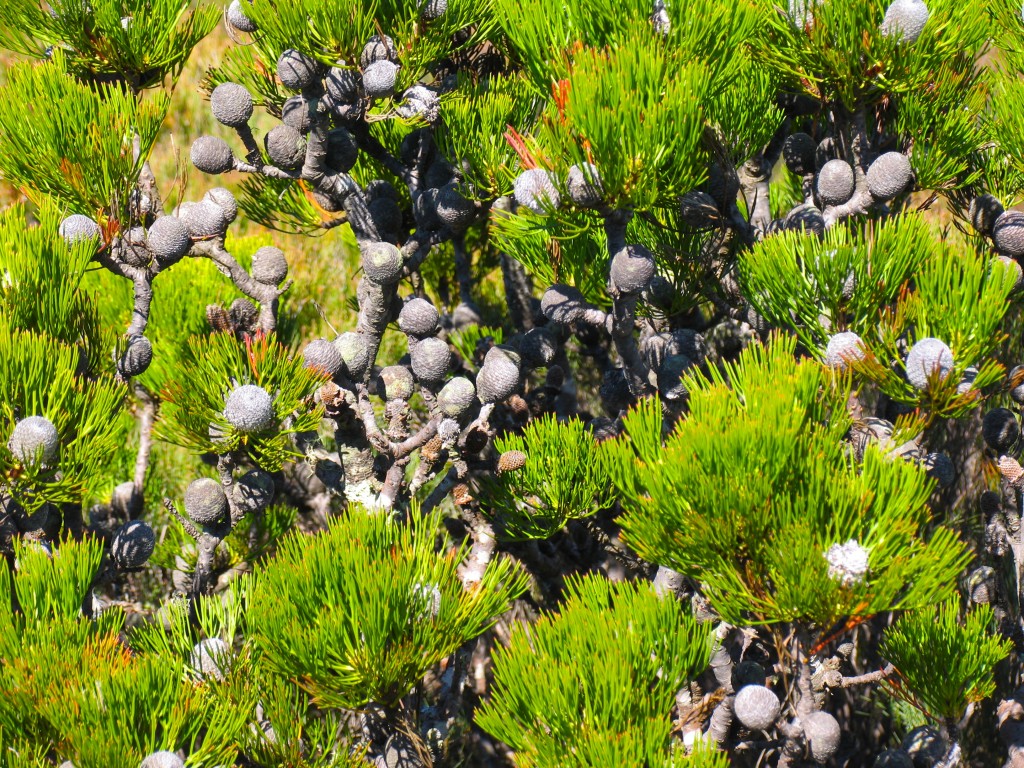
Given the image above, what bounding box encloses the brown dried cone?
[452,483,474,506]
[497,450,527,474]
[998,455,1024,489]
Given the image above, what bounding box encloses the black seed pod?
[369,197,404,237]
[678,190,719,227]
[361,241,404,284]
[541,284,588,324]
[303,338,344,376]
[326,67,360,104]
[970,194,1003,237]
[363,60,399,100]
[277,49,321,91]
[1009,364,1024,404]
[118,335,153,378]
[657,355,692,401]
[231,469,274,514]
[210,82,254,128]
[438,376,476,418]
[252,246,288,285]
[993,210,1024,257]
[399,298,440,337]
[229,297,258,330]
[184,477,229,526]
[265,124,306,171]
[874,749,914,768]
[360,35,398,68]
[519,327,558,368]
[866,152,913,201]
[147,215,191,262]
[419,0,448,19]
[902,726,946,767]
[410,337,451,384]
[111,520,155,569]
[566,163,603,208]
[785,204,825,236]
[281,94,316,133]
[378,365,415,401]
[610,245,656,295]
[9,415,59,464]
[334,332,371,379]
[817,159,855,206]
[983,407,1020,453]
[783,132,816,175]
[326,127,359,173]
[227,0,257,33]
[435,184,474,231]
[223,385,275,433]
[922,452,955,487]
[191,136,234,175]
[59,214,101,246]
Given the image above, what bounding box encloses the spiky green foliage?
[0,539,245,768]
[603,337,970,628]
[246,506,527,710]
[0,52,168,220]
[476,575,721,768]
[483,414,613,540]
[881,600,1012,721]
[0,0,217,89]
[156,332,327,472]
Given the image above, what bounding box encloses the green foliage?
[604,337,969,627]
[0,52,169,220]
[0,0,217,89]
[483,415,613,540]
[156,331,327,472]
[476,575,719,768]
[246,506,527,710]
[881,600,1012,721]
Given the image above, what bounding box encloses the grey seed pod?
[733,660,767,689]
[874,748,914,768]
[957,365,979,395]
[204,187,238,224]
[419,0,448,20]
[983,407,1020,453]
[361,241,404,284]
[1009,364,1024,404]
[9,416,59,464]
[541,284,587,324]
[312,190,343,213]
[601,368,634,414]
[589,416,621,442]
[802,711,841,764]
[970,194,1003,237]
[435,184,475,231]
[520,327,558,368]
[378,365,415,401]
[190,637,230,681]
[783,132,816,175]
[993,210,1024,257]
[183,199,228,240]
[424,159,456,190]
[678,189,720,227]
[966,565,996,605]
[120,226,151,267]
[451,301,482,330]
[334,332,371,379]
[996,255,1024,292]
[785,203,825,236]
[398,298,440,337]
[816,136,838,169]
[866,152,913,201]
[226,0,257,33]
[277,49,321,91]
[825,331,865,370]
[902,726,946,767]
[326,67,360,104]
[141,751,185,768]
[146,216,191,262]
[264,124,306,171]
[367,179,401,202]
[224,384,275,433]
[904,337,953,390]
[705,162,740,207]
[118,335,153,378]
[303,338,344,376]
[110,481,138,517]
[610,244,656,295]
[326,127,359,173]
[436,417,459,444]
[252,246,288,285]
[281,94,316,134]
[414,189,442,231]
[231,468,274,514]
[230,298,259,330]
[360,35,398,68]
[658,355,693,402]
[184,477,229,526]
[476,347,521,404]
[111,520,155,569]
[398,85,440,123]
[566,163,603,208]
[817,159,856,206]
[369,197,404,236]
[438,376,477,418]
[210,82,254,128]
[733,685,781,731]
[410,337,452,384]
[881,0,929,43]
[363,60,399,100]
[922,452,955,487]
[191,135,235,175]
[514,168,561,214]
[59,214,101,246]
